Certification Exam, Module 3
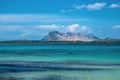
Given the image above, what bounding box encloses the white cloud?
[0,14,58,23]
[73,2,106,10]
[61,9,73,12]
[20,24,62,37]
[67,24,92,33]
[86,2,106,10]
[74,4,86,9]
[0,25,22,32]
[0,14,88,23]
[35,24,92,33]
[113,25,120,29]
[62,2,119,12]
[0,24,92,38]
[67,24,79,32]
[109,4,120,8]
[80,26,89,31]
[35,24,59,29]
[80,26,92,33]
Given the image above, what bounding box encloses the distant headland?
[0,31,120,44]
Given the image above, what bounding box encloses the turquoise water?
[0,44,120,80]
[0,44,120,62]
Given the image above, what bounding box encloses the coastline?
[0,40,120,44]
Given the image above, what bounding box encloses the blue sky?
[0,0,120,40]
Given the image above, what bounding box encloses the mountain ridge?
[41,31,99,42]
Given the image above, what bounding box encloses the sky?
[0,0,120,40]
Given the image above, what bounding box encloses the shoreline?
[0,40,120,44]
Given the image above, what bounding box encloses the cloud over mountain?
[0,24,92,39]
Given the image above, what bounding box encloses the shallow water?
[0,44,120,80]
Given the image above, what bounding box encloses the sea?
[0,43,120,80]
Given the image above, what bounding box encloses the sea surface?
[0,43,120,80]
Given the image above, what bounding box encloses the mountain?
[41,31,99,42]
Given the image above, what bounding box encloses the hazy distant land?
[1,31,120,44]
[0,40,120,44]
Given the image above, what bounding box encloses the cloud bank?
[113,25,120,29]
[0,14,88,23]
[86,2,106,10]
[109,4,120,8]
[61,2,120,12]
[0,24,92,38]
[74,2,106,10]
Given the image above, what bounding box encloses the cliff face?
[41,31,99,42]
